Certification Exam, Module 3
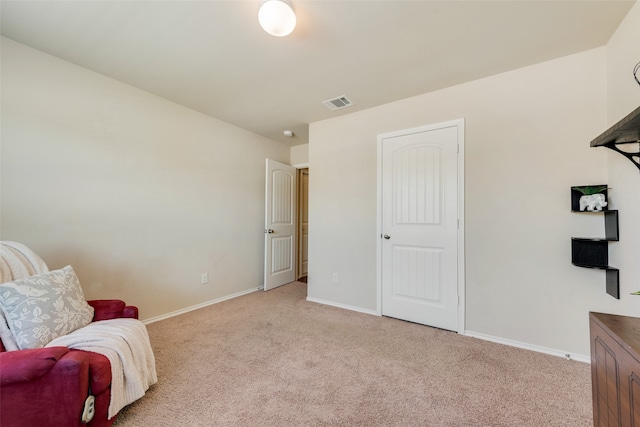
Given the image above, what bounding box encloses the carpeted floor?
[113,281,592,426]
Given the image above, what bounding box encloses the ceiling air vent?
[322,95,354,111]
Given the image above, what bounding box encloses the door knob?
[383,234,391,240]
[265,229,275,234]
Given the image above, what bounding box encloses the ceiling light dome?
[258,0,296,37]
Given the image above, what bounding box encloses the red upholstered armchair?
[0,241,150,427]
[0,299,139,427]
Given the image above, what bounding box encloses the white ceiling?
[0,0,635,146]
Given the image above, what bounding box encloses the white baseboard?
[464,330,590,363]
[306,297,379,316]
[142,287,261,325]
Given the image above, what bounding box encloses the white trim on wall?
[142,287,261,325]
[464,330,590,363]
[306,296,379,316]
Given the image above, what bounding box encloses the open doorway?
[263,160,308,290]
[297,168,309,282]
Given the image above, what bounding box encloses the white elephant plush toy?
[580,193,607,211]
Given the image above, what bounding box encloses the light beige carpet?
[113,281,592,426]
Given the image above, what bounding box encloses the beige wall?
[290,144,309,167]
[0,38,290,319]
[308,48,612,358]
[604,2,640,313]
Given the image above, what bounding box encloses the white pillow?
[0,265,94,350]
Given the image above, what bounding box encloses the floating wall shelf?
[591,105,640,171]
[570,186,619,299]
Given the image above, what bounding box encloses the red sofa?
[0,299,139,427]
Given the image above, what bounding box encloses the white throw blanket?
[46,318,157,419]
[0,240,49,283]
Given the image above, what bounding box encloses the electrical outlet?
[201,273,209,284]
[332,273,339,283]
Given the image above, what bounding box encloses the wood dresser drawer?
[590,312,640,427]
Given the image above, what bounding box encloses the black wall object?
[591,106,640,172]
[570,186,619,299]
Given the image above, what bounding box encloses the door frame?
[376,119,466,334]
[292,162,309,281]
[296,167,309,280]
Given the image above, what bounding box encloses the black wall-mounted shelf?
[570,186,619,299]
[591,105,640,171]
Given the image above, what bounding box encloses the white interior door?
[379,121,463,331]
[264,159,297,291]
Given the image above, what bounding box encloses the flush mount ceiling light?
[258,0,296,37]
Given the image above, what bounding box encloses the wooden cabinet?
[590,312,640,426]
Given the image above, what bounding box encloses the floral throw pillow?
[0,265,94,350]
